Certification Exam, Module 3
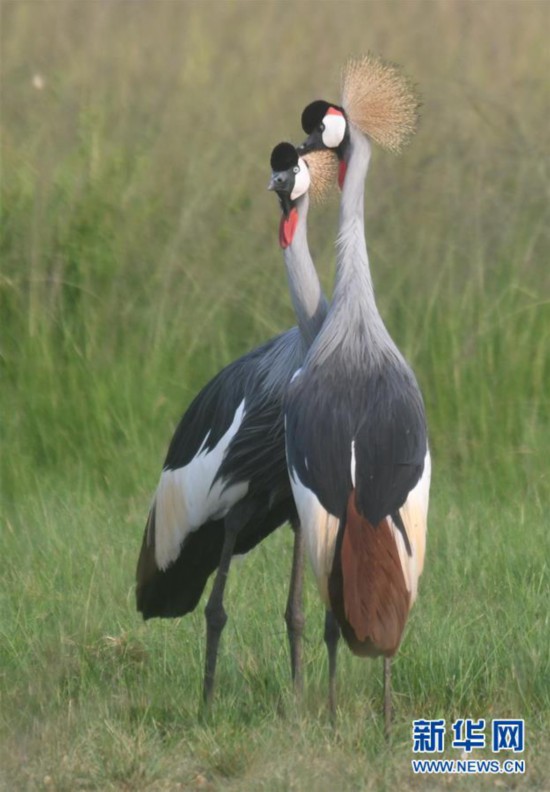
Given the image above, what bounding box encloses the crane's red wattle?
[279,208,298,249]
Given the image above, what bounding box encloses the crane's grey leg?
[383,656,392,739]
[324,609,340,722]
[284,520,305,697]
[201,509,243,711]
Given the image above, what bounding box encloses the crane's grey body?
[286,125,430,657]
[136,186,327,705]
[137,193,324,603]
[136,329,302,619]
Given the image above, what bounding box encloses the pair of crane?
[136,54,430,734]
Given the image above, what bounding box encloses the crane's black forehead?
[301,100,331,134]
[270,142,298,172]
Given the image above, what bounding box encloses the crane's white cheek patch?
[153,400,249,570]
[290,160,311,200]
[289,469,339,606]
[322,114,346,148]
[389,449,431,604]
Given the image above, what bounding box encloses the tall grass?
[1,1,549,789]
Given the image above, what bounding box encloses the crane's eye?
[293,166,299,174]
[319,123,325,132]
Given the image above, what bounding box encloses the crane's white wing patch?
[388,449,431,603]
[153,400,249,570]
[289,468,339,606]
[350,439,356,487]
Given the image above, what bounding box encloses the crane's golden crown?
[341,53,420,153]
[303,149,338,203]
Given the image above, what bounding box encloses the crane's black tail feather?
[135,499,297,619]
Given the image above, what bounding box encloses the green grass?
[2,485,549,790]
[1,1,549,789]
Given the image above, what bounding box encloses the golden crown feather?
[341,53,421,153]
[303,149,339,202]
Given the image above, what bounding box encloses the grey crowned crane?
[285,55,430,732]
[136,144,335,708]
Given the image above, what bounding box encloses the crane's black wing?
[137,328,302,620]
[216,326,303,498]
[163,333,288,472]
[285,357,427,524]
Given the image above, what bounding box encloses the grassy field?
[2,1,549,789]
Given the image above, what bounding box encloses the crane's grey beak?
[298,128,325,155]
[268,171,290,192]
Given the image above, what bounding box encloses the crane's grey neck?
[334,127,379,320]
[311,125,398,368]
[283,192,328,350]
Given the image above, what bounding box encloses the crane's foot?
[285,523,305,699]
[285,602,305,699]
[324,610,340,724]
[383,656,392,740]
[201,600,228,713]
[198,507,244,717]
